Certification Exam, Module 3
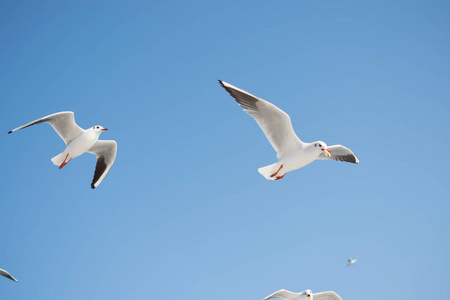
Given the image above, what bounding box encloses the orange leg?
[270,164,283,178]
[274,173,286,181]
[59,154,71,169]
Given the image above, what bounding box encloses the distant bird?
[263,289,342,300]
[8,111,117,189]
[347,258,357,266]
[0,269,18,282]
[219,81,359,180]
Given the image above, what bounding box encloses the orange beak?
[322,148,331,157]
[102,128,108,131]
[307,295,311,298]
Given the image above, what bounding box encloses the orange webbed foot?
[274,173,285,181]
[270,164,283,178]
[59,154,71,169]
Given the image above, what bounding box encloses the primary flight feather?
[0,269,17,282]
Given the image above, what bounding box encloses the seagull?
[263,289,343,300]
[8,111,117,189]
[347,258,357,266]
[0,269,18,282]
[219,80,359,180]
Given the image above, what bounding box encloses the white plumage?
[219,80,359,180]
[347,258,357,266]
[263,289,343,300]
[9,111,117,189]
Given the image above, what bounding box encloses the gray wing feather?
[88,140,117,189]
[263,289,300,300]
[219,80,303,158]
[317,145,359,164]
[313,291,343,300]
[8,111,84,145]
[0,269,18,282]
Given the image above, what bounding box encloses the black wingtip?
[91,184,96,189]
[8,130,12,134]
[218,79,225,87]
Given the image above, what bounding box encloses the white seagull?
[0,269,18,282]
[9,111,117,189]
[219,80,359,180]
[264,289,343,300]
[347,258,357,266]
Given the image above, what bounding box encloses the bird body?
[9,111,117,189]
[258,142,326,180]
[347,258,357,266]
[51,126,105,167]
[219,80,359,180]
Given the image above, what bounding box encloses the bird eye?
[319,144,322,147]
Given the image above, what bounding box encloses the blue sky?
[1,0,449,299]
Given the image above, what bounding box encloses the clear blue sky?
[1,0,449,299]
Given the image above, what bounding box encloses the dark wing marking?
[219,80,302,158]
[0,269,18,282]
[92,156,107,189]
[88,140,117,189]
[8,119,45,133]
[317,145,359,164]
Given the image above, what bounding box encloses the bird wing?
[8,111,84,145]
[313,291,342,300]
[263,289,300,300]
[88,140,117,189]
[219,80,303,158]
[0,269,18,282]
[317,145,359,163]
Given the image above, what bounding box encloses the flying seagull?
[0,269,18,282]
[347,258,357,266]
[219,80,359,180]
[264,289,343,300]
[8,111,117,189]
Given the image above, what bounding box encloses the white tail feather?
[51,152,66,166]
[258,163,280,180]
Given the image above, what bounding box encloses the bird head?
[91,125,108,135]
[302,289,313,299]
[313,141,331,157]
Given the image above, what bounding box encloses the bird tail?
[51,152,66,166]
[257,163,280,180]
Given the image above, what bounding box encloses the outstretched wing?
[219,80,303,158]
[263,289,299,300]
[317,145,359,164]
[88,140,117,189]
[313,291,343,300]
[0,269,18,282]
[8,111,84,145]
